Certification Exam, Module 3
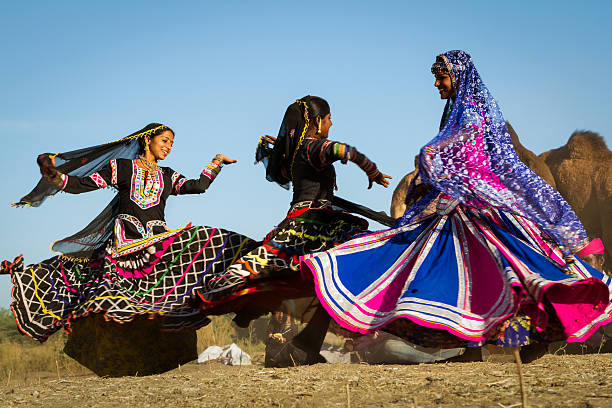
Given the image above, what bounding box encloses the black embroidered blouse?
[58,158,221,256]
[291,138,380,205]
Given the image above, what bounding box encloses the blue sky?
[1,1,610,308]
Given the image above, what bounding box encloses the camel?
[540,130,612,271]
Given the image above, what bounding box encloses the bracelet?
[367,169,381,179]
[51,173,67,189]
[211,156,224,168]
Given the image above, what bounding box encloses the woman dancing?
[1,123,256,342]
[212,96,391,366]
[301,51,611,360]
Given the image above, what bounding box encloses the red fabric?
[576,238,604,257]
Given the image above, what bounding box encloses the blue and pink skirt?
[301,196,611,348]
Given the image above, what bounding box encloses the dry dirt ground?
[1,354,611,408]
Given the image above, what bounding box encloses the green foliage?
[0,308,25,343]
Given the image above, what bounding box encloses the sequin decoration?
[174,177,188,194]
[129,161,164,209]
[113,214,175,257]
[171,171,181,187]
[89,172,108,189]
[398,50,588,254]
[110,159,118,185]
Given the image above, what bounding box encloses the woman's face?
[434,74,455,100]
[581,254,605,271]
[319,113,332,138]
[148,130,174,161]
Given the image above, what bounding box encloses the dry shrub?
[196,315,266,357]
[0,311,269,381]
[0,332,89,384]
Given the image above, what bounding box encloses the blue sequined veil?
[398,50,587,255]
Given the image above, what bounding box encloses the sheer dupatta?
[255,98,311,189]
[12,124,170,260]
[397,50,587,254]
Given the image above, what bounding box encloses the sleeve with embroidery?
[304,139,381,179]
[62,159,118,194]
[170,161,222,195]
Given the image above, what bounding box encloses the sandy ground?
[1,353,611,408]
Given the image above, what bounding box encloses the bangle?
[211,157,223,168]
[51,173,67,189]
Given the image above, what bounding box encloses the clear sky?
[1,1,610,308]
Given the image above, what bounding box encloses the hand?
[213,154,237,165]
[37,153,58,176]
[368,171,392,189]
[37,153,62,185]
[261,135,277,145]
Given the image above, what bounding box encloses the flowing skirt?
[301,196,612,348]
[196,203,369,321]
[205,203,368,297]
[8,225,257,342]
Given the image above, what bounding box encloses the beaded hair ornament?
[430,54,456,89]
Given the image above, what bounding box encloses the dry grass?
[0,313,610,406]
[196,315,266,358]
[0,333,90,386]
[0,314,268,385]
[1,354,610,407]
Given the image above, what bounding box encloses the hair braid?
[289,100,310,180]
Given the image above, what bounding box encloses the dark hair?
[135,123,174,154]
[262,96,331,187]
[302,95,330,126]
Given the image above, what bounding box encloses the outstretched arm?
[304,140,392,189]
[38,154,117,194]
[172,154,237,195]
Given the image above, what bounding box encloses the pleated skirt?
[9,226,256,341]
[301,196,612,347]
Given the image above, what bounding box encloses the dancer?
[212,96,390,366]
[301,51,612,360]
[2,123,256,341]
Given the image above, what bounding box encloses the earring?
[144,143,150,152]
[316,119,322,135]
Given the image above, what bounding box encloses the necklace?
[135,158,157,199]
[137,155,160,197]
[138,155,159,172]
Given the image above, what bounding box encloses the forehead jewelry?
[431,54,455,89]
[431,62,448,76]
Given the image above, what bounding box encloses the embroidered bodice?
[60,158,221,256]
[291,138,379,204]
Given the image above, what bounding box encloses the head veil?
[255,96,315,189]
[13,123,171,260]
[398,50,588,254]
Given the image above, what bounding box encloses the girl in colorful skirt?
[216,96,391,366]
[1,123,257,341]
[301,50,611,362]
